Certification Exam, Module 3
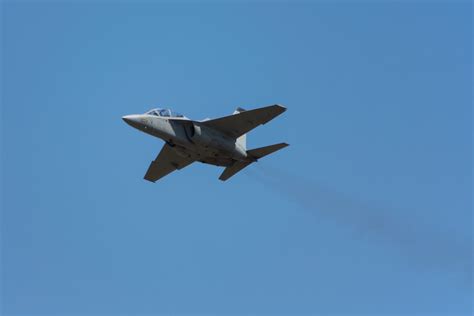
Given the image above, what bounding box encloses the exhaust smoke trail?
[245,163,472,289]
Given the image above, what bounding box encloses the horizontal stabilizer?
[247,143,289,159]
[219,161,253,181]
[219,143,288,181]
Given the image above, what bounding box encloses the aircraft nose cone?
[122,115,134,124]
[122,115,143,129]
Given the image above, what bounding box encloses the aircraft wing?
[200,104,286,138]
[144,144,194,182]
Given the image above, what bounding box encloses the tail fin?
[233,107,247,150]
[232,107,246,114]
[218,142,289,181]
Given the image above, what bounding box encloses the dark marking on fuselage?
[182,122,195,144]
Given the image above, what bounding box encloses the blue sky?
[1,1,472,315]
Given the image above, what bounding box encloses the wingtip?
[274,104,287,112]
[218,173,230,181]
[143,177,156,183]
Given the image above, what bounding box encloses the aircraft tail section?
[219,161,253,181]
[236,133,246,151]
[233,107,247,150]
[247,142,289,159]
[219,142,289,181]
[232,107,246,115]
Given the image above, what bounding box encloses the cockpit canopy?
[145,108,184,118]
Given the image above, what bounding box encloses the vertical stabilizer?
[236,134,246,151]
[233,107,247,150]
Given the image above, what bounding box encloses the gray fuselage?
[123,114,249,167]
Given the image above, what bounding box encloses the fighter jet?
[122,104,288,182]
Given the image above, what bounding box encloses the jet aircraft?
[122,104,288,182]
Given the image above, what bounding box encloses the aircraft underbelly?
[173,143,234,167]
[200,157,234,167]
[161,121,246,166]
[195,146,235,166]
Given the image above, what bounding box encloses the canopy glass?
[145,108,183,118]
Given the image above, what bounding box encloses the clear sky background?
[1,1,472,315]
